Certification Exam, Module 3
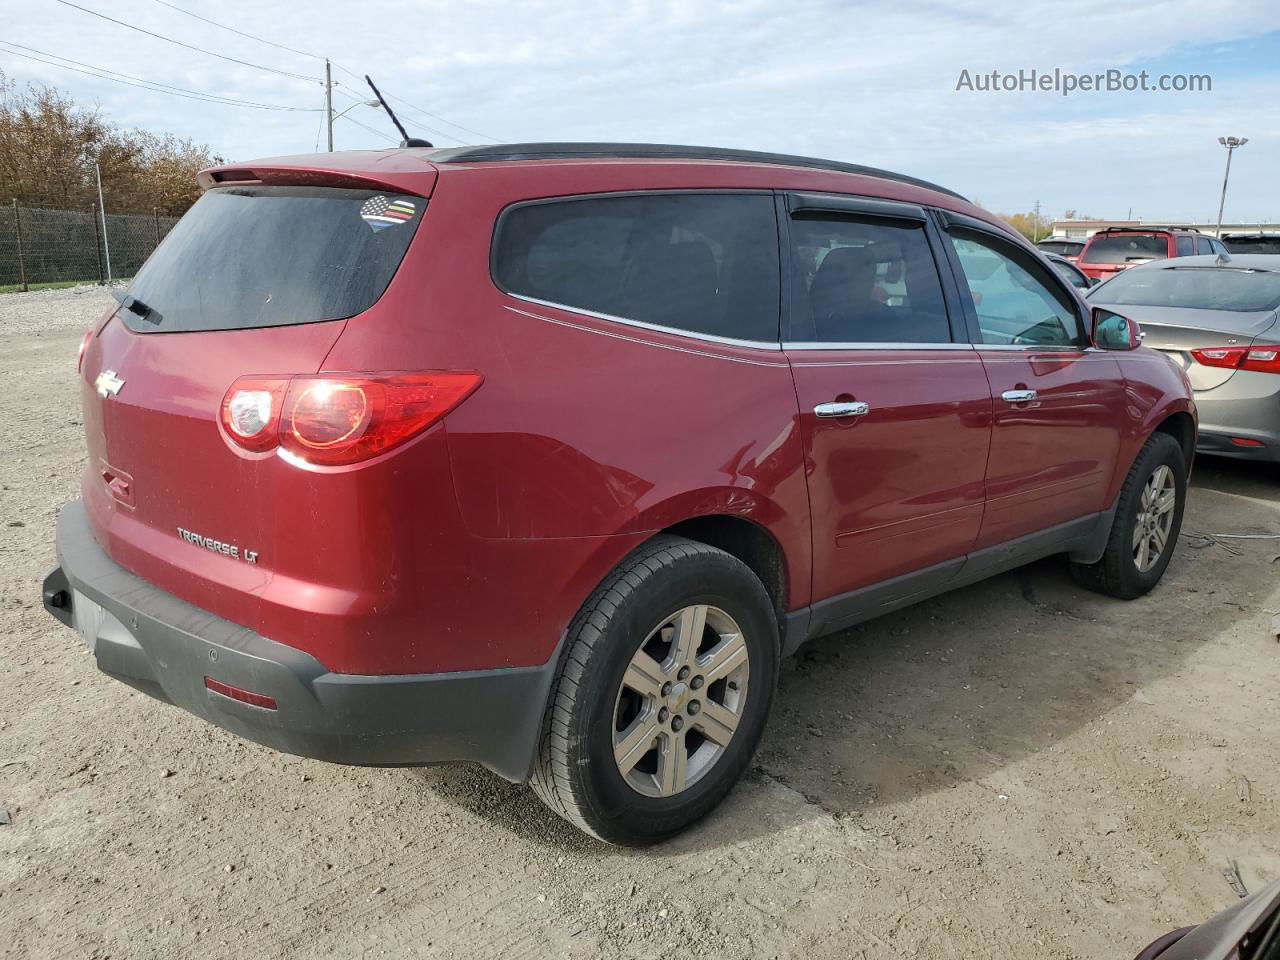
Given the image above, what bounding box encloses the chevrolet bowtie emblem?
[95,370,125,398]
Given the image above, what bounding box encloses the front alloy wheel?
[1133,464,1177,572]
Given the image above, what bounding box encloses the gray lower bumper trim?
[43,501,556,782]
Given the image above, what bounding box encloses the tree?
[999,210,1051,242]
[0,71,221,214]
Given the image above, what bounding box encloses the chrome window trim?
[782,341,974,351]
[976,343,1091,352]
[504,293,784,351]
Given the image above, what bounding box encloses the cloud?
[4,0,1278,217]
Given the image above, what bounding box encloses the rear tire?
[1070,432,1186,599]
[530,535,779,845]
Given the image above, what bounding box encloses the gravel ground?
[1,287,1278,960]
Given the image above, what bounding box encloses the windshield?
[1090,266,1280,312]
[124,185,423,333]
[1081,234,1168,264]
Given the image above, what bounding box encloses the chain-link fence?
[0,203,180,290]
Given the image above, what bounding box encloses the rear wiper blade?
[110,288,162,325]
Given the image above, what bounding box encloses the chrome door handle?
[1001,389,1037,404]
[814,401,870,418]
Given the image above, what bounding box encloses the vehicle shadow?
[415,458,1278,854]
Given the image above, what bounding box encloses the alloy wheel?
[1133,464,1177,573]
[611,604,750,798]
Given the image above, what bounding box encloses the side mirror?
[1092,307,1143,350]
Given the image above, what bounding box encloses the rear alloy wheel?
[530,536,778,845]
[612,604,750,798]
[1070,431,1187,599]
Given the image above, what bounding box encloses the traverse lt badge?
[95,370,125,398]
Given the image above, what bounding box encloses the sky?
[3,0,1279,223]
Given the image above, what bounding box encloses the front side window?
[948,232,1083,346]
[492,193,780,342]
[787,216,951,343]
[1195,236,1214,255]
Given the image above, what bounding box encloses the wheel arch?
[1152,410,1196,474]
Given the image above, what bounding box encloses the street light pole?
[1215,136,1248,238]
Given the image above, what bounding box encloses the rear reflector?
[1231,437,1266,448]
[204,676,278,710]
[1191,347,1280,374]
[220,371,482,465]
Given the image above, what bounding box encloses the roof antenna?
[365,75,433,148]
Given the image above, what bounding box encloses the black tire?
[1070,432,1187,599]
[530,535,779,845]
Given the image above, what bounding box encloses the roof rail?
[1096,225,1202,234]
[427,142,967,201]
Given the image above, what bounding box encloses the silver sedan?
[1088,254,1280,462]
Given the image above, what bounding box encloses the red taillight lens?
[1191,347,1280,374]
[220,372,481,465]
[77,328,93,371]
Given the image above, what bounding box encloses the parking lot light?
[1215,136,1249,237]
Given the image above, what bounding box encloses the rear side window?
[787,215,951,343]
[492,193,780,342]
[1082,234,1169,264]
[125,186,423,333]
[1195,236,1214,255]
[1176,236,1194,256]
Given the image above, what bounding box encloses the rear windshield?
[1081,234,1168,264]
[1091,266,1280,312]
[123,186,423,332]
[1223,236,1280,255]
[1037,241,1083,256]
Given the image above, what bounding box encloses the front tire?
[1070,432,1187,599]
[530,535,779,845]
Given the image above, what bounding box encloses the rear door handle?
[814,401,870,418]
[1001,389,1037,404]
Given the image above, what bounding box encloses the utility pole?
[1032,199,1042,243]
[325,59,334,152]
[1215,136,1248,238]
[95,161,112,283]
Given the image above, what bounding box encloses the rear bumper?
[42,501,556,782]
[1195,372,1280,461]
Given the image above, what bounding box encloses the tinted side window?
[1195,236,1214,255]
[1176,236,1194,256]
[948,231,1083,347]
[493,193,780,342]
[787,216,950,343]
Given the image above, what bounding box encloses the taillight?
[77,328,93,371]
[220,372,481,466]
[1191,347,1280,374]
[221,377,288,451]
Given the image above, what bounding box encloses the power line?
[144,0,501,143]
[337,113,398,145]
[145,0,327,62]
[51,0,321,84]
[330,85,466,145]
[0,42,321,111]
[316,60,499,143]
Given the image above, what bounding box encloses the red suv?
[44,143,1195,844]
[1078,226,1226,282]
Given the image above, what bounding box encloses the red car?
[43,143,1195,844]
[1078,226,1228,282]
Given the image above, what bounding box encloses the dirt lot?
[1,286,1277,960]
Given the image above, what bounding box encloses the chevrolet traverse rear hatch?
[77,175,436,666]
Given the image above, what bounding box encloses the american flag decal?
[360,195,416,231]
